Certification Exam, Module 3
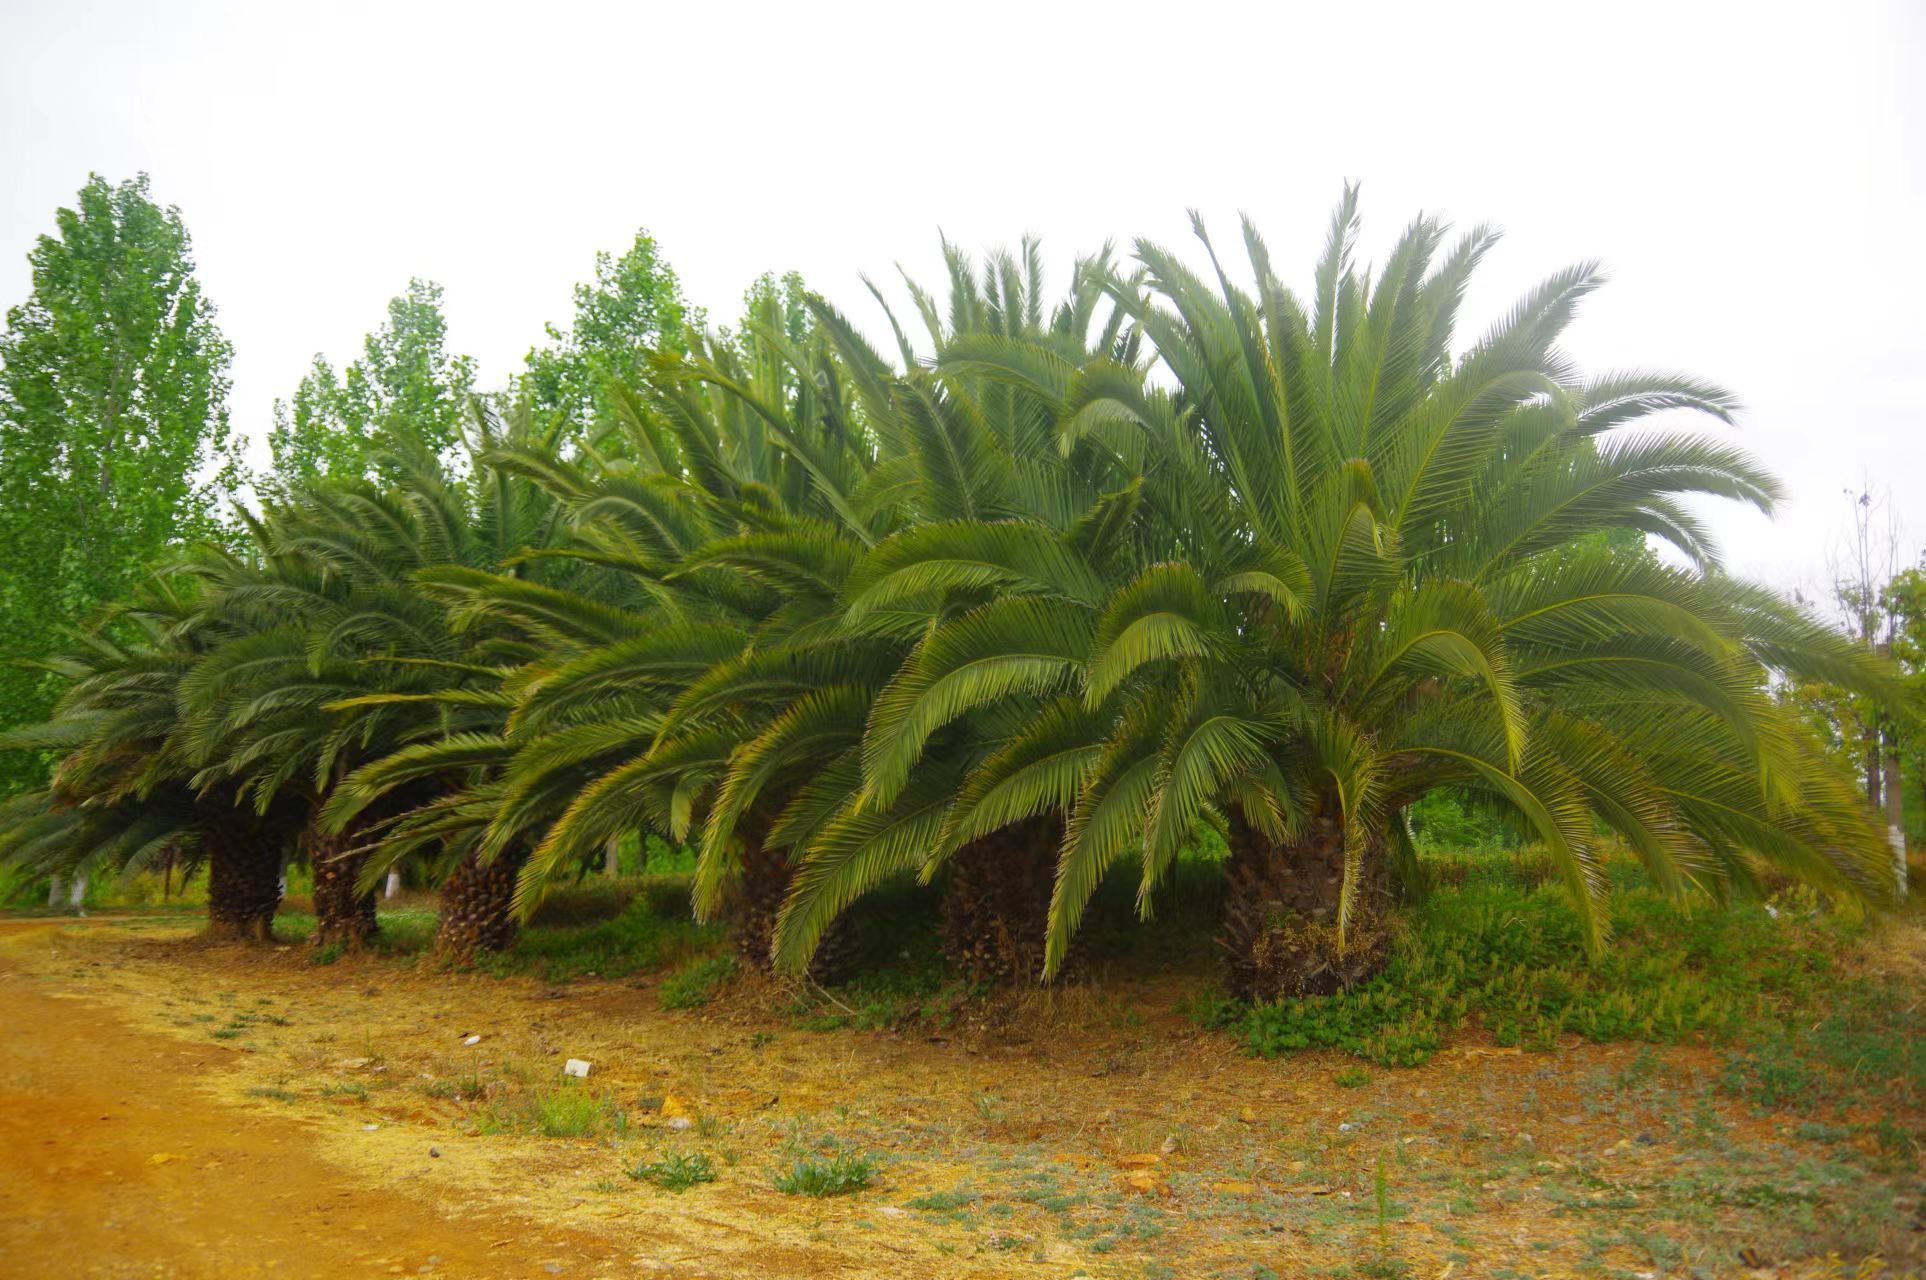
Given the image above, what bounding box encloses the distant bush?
[1406,788,1521,853]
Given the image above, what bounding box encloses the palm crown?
[764,193,1889,994]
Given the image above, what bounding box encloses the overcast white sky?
[2,0,1921,599]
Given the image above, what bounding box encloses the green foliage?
[480,1079,628,1139]
[2,189,1902,1000]
[658,953,737,1009]
[0,173,240,793]
[787,961,964,1033]
[274,909,439,955]
[266,278,476,489]
[625,1150,716,1191]
[1220,857,1863,1066]
[479,882,719,982]
[1720,977,1924,1116]
[905,1188,976,1211]
[267,278,475,488]
[1406,789,1518,853]
[772,1150,878,1197]
[523,229,690,433]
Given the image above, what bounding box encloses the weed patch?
[477,881,718,982]
[773,1151,877,1197]
[480,1080,628,1139]
[1213,861,1866,1067]
[625,1150,716,1191]
[659,954,737,1009]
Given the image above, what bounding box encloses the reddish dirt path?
[0,925,615,1279]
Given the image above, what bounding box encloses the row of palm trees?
[1,195,1897,997]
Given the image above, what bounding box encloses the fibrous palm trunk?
[309,817,378,952]
[433,848,524,962]
[1221,810,1389,1001]
[940,817,1060,985]
[204,825,283,942]
[732,826,859,983]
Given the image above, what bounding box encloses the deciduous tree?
[0,173,241,793]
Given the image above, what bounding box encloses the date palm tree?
[0,577,301,938]
[173,455,464,949]
[772,192,1895,998]
[763,239,1157,981]
[283,407,581,959]
[486,303,896,973]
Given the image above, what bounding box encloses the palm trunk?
[940,817,1060,984]
[308,816,378,952]
[731,821,859,982]
[204,824,282,941]
[1220,810,1390,1001]
[434,849,524,961]
[604,837,621,877]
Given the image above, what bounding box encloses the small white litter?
[463,1034,482,1046]
[563,1058,592,1078]
[361,1123,380,1132]
[665,1115,692,1132]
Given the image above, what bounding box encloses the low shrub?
[773,1151,877,1197]
[625,1150,716,1191]
[1215,857,1864,1067]
[480,1080,628,1139]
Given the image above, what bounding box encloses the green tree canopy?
[0,172,241,793]
[522,230,691,433]
[267,278,475,489]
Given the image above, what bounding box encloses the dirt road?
[1,915,1916,1279]
[0,923,614,1279]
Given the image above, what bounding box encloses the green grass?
[275,908,439,955]
[906,1188,976,1211]
[479,1080,629,1139]
[659,953,737,1009]
[1720,976,1924,1124]
[773,1151,878,1197]
[1204,857,1869,1067]
[476,879,719,982]
[420,1073,482,1102]
[625,1150,716,1191]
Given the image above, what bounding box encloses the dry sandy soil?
[0,916,1917,1280]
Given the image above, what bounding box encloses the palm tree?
[170,459,466,950]
[295,407,579,959]
[485,300,895,974]
[0,577,301,938]
[773,192,1895,998]
[761,240,1157,982]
